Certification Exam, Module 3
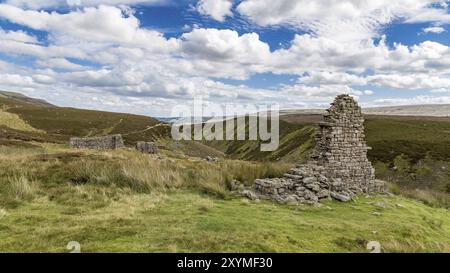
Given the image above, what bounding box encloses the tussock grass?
[388,182,450,209]
[66,150,291,198]
[0,146,291,202]
[5,174,39,200]
[399,189,450,209]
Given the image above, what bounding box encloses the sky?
[0,0,450,116]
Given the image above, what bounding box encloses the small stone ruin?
[70,134,124,150]
[242,94,386,204]
[136,141,159,154]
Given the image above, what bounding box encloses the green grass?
[0,145,449,253]
[0,191,448,252]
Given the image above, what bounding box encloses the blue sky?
[0,0,450,116]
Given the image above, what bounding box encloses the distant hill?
[280,104,450,117]
[0,91,55,107]
[0,91,170,146]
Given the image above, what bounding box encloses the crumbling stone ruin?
[242,94,386,204]
[70,134,124,150]
[136,141,159,154]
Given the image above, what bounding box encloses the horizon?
[0,1,450,116]
[3,89,450,118]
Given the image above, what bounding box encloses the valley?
[0,91,449,252]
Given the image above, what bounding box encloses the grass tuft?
[5,174,39,200]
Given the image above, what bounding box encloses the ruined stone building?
[70,134,124,150]
[245,94,385,204]
[312,94,375,192]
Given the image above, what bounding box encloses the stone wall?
[70,134,124,150]
[244,94,386,204]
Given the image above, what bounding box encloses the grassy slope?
[198,114,450,208]
[207,114,450,164]
[1,192,449,253]
[0,145,448,253]
[0,91,54,107]
[203,120,315,162]
[0,95,168,146]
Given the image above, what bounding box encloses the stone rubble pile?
[242,94,387,204]
[136,141,159,154]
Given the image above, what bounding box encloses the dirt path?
[122,123,168,136]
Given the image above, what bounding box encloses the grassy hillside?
[0,92,169,146]
[0,91,54,107]
[203,120,315,162]
[211,114,450,164]
[199,114,450,206]
[0,92,449,252]
[0,144,448,253]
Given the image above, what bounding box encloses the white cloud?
[196,0,233,22]
[237,0,450,42]
[423,26,446,33]
[0,73,36,87]
[4,0,166,9]
[0,39,87,59]
[0,4,178,51]
[1,2,450,115]
[36,58,88,71]
[180,28,270,78]
[0,28,38,44]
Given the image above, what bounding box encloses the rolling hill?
[0,91,170,146]
[1,91,449,200]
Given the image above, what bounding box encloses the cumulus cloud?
[0,4,178,51]
[196,0,233,22]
